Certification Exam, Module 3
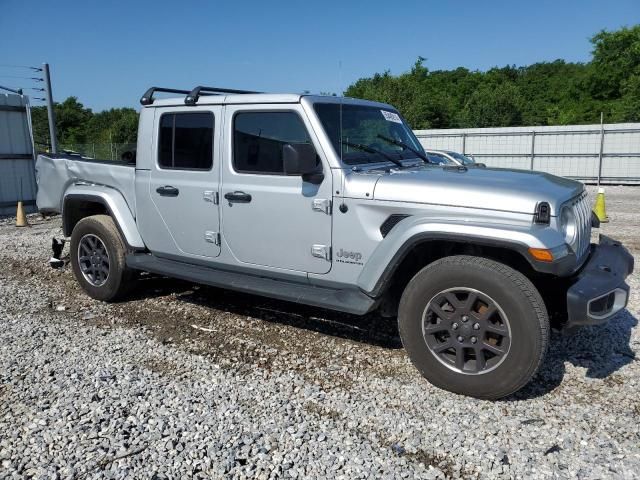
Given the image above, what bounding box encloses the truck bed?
[35,154,136,215]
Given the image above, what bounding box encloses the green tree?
[588,25,640,101]
[87,108,139,144]
[50,97,92,145]
[30,98,139,153]
[457,83,523,127]
[591,26,640,122]
[345,25,640,129]
[616,74,640,121]
[30,104,51,149]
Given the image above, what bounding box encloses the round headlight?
[560,206,577,244]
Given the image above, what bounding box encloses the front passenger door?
[221,106,332,274]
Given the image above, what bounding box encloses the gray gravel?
[1,186,639,479]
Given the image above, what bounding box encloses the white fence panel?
[415,123,640,183]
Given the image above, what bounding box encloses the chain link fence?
[57,143,137,162]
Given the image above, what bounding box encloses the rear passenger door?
[147,107,222,259]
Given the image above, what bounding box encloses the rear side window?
[158,112,214,170]
[233,111,312,175]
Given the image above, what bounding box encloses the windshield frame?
[309,99,427,169]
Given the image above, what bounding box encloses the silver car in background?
[425,149,478,166]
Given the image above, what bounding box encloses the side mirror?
[283,143,324,184]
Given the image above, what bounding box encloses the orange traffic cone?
[16,201,29,227]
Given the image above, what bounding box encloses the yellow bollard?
[16,201,29,227]
[593,187,609,223]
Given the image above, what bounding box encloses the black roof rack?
[184,86,260,105]
[140,85,261,106]
[140,87,190,106]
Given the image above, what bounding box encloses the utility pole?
[42,63,58,153]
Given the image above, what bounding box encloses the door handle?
[224,191,252,203]
[156,185,179,197]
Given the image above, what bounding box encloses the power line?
[0,75,30,79]
[0,75,43,81]
[0,85,23,94]
[0,64,42,71]
[0,86,46,96]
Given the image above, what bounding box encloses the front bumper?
[565,234,634,332]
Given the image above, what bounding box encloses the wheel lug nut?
[457,336,464,343]
[462,315,469,322]
[452,323,459,330]
[473,323,480,330]
[471,336,477,344]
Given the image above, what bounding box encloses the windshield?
[447,151,475,165]
[426,153,451,165]
[314,103,426,166]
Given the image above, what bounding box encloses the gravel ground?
[1,186,639,479]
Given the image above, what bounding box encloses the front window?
[233,111,314,175]
[314,103,425,166]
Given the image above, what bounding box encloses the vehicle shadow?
[125,274,637,398]
[507,310,638,401]
[126,274,403,350]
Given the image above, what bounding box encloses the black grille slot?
[380,214,410,237]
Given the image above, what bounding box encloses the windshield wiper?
[376,134,432,164]
[341,141,404,168]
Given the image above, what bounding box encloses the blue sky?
[2,0,638,111]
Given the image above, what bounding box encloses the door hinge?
[203,190,219,204]
[311,244,331,261]
[204,231,221,245]
[312,198,332,214]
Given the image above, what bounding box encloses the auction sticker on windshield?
[381,110,402,123]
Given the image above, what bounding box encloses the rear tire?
[70,215,134,302]
[398,255,549,399]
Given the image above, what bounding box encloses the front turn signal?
[528,247,554,262]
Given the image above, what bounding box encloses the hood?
[372,166,584,215]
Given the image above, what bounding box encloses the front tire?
[70,215,134,302]
[398,255,549,399]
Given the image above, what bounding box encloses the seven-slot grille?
[569,191,592,261]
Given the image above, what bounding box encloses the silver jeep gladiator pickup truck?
[35,85,634,399]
